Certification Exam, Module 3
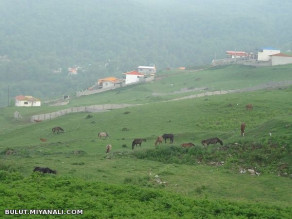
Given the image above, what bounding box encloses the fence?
[76,84,123,97]
[30,104,139,122]
[211,58,271,67]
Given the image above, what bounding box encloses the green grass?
[1,172,291,218]
[0,64,292,217]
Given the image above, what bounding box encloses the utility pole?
[7,85,10,107]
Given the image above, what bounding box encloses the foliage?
[0,171,291,218]
[133,139,291,176]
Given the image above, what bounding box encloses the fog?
[0,0,291,106]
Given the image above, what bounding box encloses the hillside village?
[14,47,292,107]
[212,48,292,66]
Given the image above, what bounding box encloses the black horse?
[52,126,64,134]
[162,134,174,143]
[132,138,146,150]
[201,137,223,146]
[33,167,56,174]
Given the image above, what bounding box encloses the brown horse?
[162,134,174,143]
[40,138,47,142]
[241,122,246,136]
[155,136,163,146]
[98,132,109,139]
[106,144,112,153]
[201,137,223,146]
[246,104,253,111]
[181,142,195,148]
[52,126,64,134]
[132,138,146,150]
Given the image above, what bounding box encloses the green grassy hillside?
[1,172,291,218]
[0,65,292,217]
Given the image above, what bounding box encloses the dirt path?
[167,80,292,101]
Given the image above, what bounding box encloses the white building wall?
[125,75,141,84]
[102,82,115,88]
[258,49,280,61]
[271,56,292,66]
[137,66,156,75]
[15,100,41,107]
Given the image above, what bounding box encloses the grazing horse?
[155,136,163,146]
[40,138,47,142]
[106,144,112,153]
[132,138,146,150]
[52,126,64,134]
[201,137,223,146]
[162,134,174,143]
[33,167,56,174]
[246,104,253,111]
[241,122,246,136]
[98,132,109,139]
[181,142,195,148]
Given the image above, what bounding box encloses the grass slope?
[1,172,291,219]
[0,65,292,217]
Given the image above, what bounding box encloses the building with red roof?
[226,51,248,58]
[123,71,145,84]
[15,95,41,107]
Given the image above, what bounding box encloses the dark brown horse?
[241,122,246,136]
[246,104,253,111]
[162,134,174,143]
[33,167,56,174]
[201,137,223,146]
[52,126,64,134]
[181,142,195,148]
[132,138,146,150]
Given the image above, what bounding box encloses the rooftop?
[15,95,40,101]
[124,71,145,76]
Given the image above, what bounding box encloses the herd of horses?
[133,134,224,149]
[42,103,252,173]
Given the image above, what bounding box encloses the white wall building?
[124,71,145,85]
[257,48,280,61]
[97,77,122,89]
[137,66,156,75]
[270,53,292,66]
[226,51,248,59]
[15,95,41,107]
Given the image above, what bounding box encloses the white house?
[137,66,156,75]
[270,53,292,66]
[257,48,280,61]
[15,95,41,107]
[123,71,145,85]
[97,77,122,89]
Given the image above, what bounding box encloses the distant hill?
[0,0,292,106]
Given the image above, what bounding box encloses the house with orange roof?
[97,77,123,89]
[123,71,145,85]
[15,95,41,107]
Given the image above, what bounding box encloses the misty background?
[0,0,292,107]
